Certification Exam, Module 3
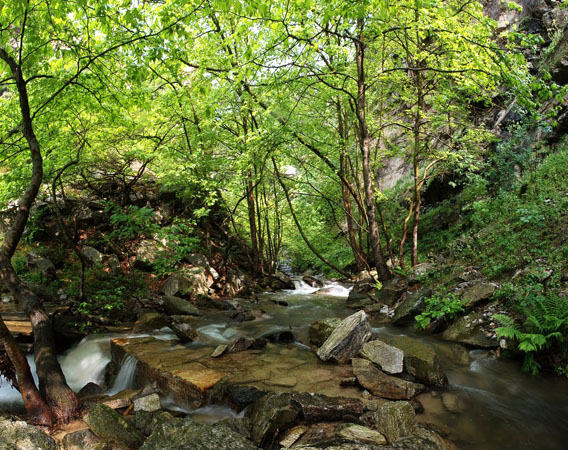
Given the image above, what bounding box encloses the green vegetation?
[415,293,464,330]
[0,0,567,425]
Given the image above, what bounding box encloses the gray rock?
[393,426,456,450]
[361,401,417,443]
[211,344,228,357]
[141,418,258,450]
[380,335,447,387]
[377,277,407,306]
[61,429,103,450]
[337,424,387,446]
[442,312,498,348]
[84,404,145,449]
[25,251,56,279]
[162,295,200,316]
[0,415,57,450]
[302,275,324,288]
[317,311,372,363]
[246,392,364,448]
[352,359,424,400]
[169,318,202,343]
[460,282,496,309]
[135,240,169,269]
[406,263,437,285]
[107,254,121,272]
[246,393,299,448]
[391,289,433,326]
[133,393,162,412]
[308,318,341,347]
[82,246,103,265]
[184,253,209,267]
[161,273,193,297]
[360,340,404,374]
[133,312,168,332]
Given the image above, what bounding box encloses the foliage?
[106,203,159,241]
[495,293,568,374]
[415,292,464,329]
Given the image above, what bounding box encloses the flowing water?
[1,282,568,449]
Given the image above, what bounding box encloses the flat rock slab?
[111,337,364,408]
[352,358,424,400]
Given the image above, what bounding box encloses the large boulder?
[460,282,496,309]
[442,312,498,348]
[406,263,437,285]
[379,336,447,387]
[81,246,103,265]
[84,404,145,449]
[352,358,424,400]
[0,415,57,450]
[247,392,364,448]
[308,318,341,347]
[135,239,169,270]
[247,393,299,448]
[346,281,376,309]
[317,311,372,363]
[376,277,407,307]
[161,273,193,297]
[141,417,258,450]
[360,340,404,374]
[162,295,201,316]
[391,289,433,326]
[361,401,417,443]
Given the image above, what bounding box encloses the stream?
[2,281,568,449]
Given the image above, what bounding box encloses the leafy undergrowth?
[417,140,568,373]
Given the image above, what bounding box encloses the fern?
[495,294,568,374]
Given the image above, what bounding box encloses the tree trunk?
[354,19,390,282]
[0,47,80,423]
[0,316,55,425]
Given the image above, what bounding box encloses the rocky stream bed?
[2,281,568,449]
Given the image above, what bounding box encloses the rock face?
[391,289,433,326]
[380,335,447,387]
[352,358,424,400]
[0,415,57,450]
[317,311,372,363]
[141,418,258,450]
[84,404,145,449]
[360,340,404,374]
[361,401,417,443]
[442,312,498,348]
[309,318,341,347]
[162,295,201,316]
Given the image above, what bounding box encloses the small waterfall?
[290,278,318,294]
[107,355,138,395]
[59,335,111,391]
[317,282,352,297]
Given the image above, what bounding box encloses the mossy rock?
[84,404,145,449]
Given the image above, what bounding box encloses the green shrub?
[495,293,568,374]
[415,292,464,329]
